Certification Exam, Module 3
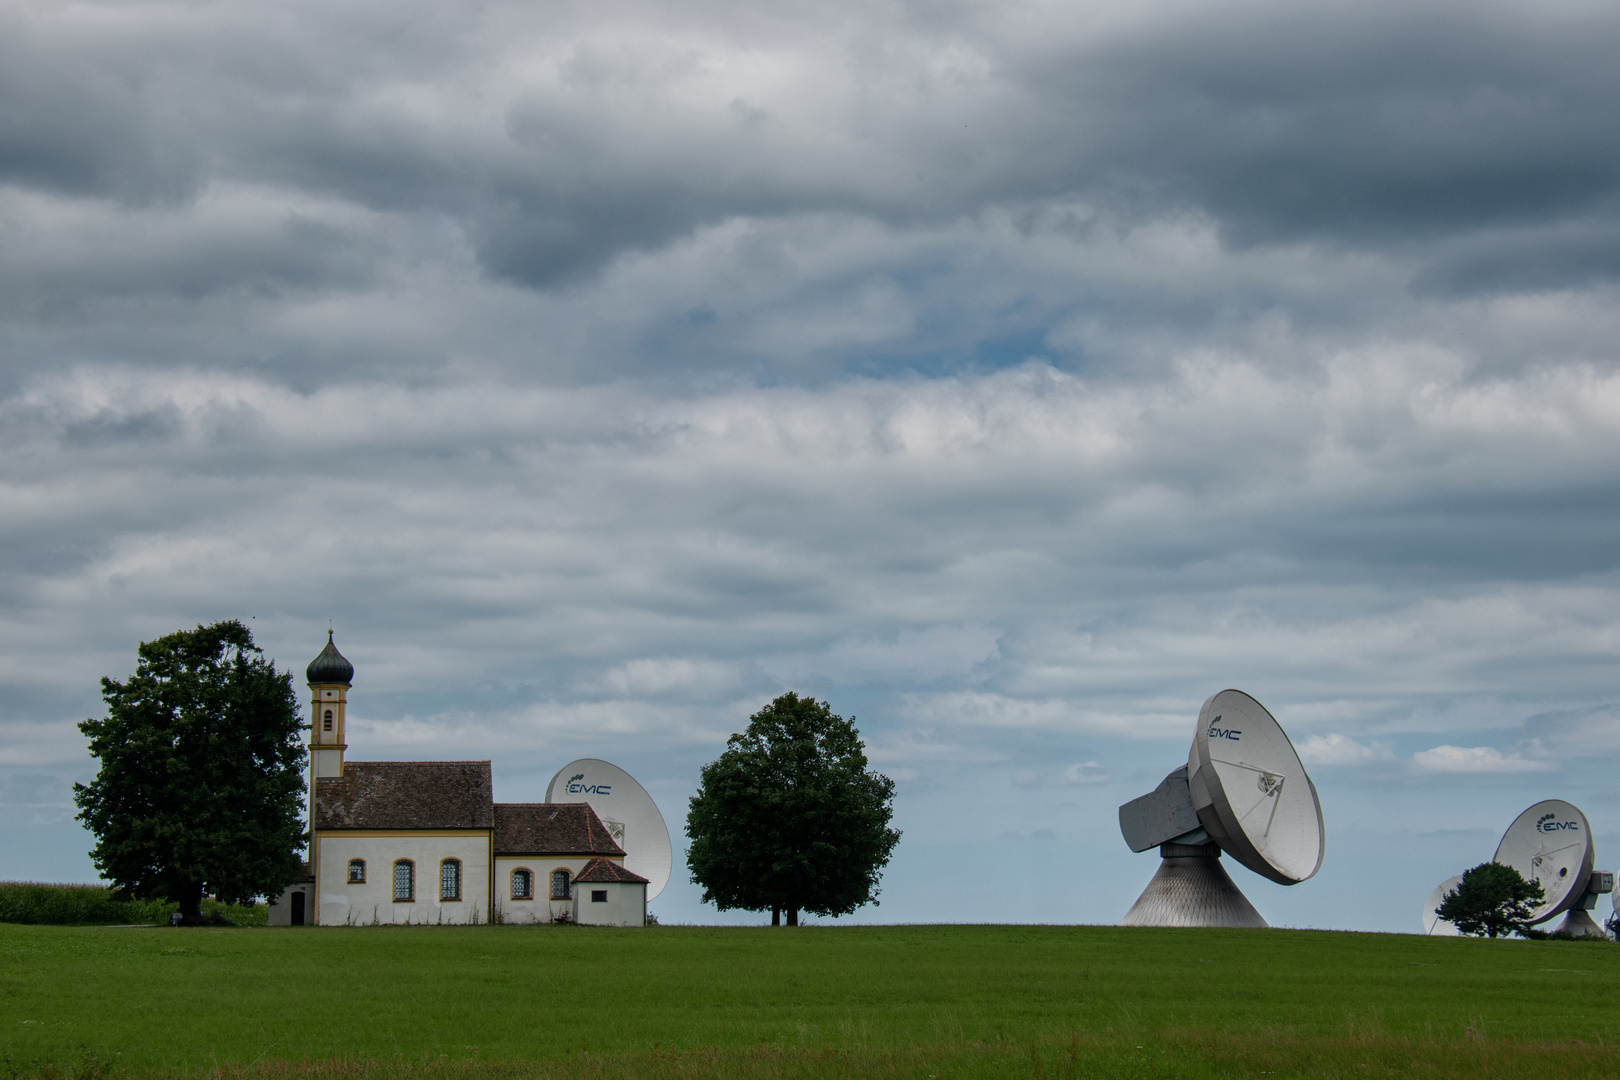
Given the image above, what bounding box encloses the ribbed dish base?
[1553,909,1608,938]
[1119,845,1268,928]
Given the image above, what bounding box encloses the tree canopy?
[73,620,308,921]
[685,692,900,925]
[1436,861,1545,938]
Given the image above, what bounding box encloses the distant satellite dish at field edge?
[1424,799,1613,936]
[1423,876,1464,936]
[547,759,672,901]
[1492,799,1596,926]
[1118,689,1324,928]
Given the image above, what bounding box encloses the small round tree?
[1435,862,1545,938]
[686,692,900,926]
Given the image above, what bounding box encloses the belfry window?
[323,709,334,731]
[348,859,365,884]
[441,859,462,901]
[550,868,571,901]
[393,860,414,902]
[511,868,532,900]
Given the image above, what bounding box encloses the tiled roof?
[575,857,649,885]
[493,803,627,856]
[315,761,494,830]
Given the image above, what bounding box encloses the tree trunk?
[771,907,780,926]
[177,882,205,925]
[786,907,799,926]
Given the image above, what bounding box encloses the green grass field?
[2,922,1617,1079]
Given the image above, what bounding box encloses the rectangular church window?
[591,890,607,903]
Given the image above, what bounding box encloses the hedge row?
[0,882,267,925]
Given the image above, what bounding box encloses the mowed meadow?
[2,922,1618,1079]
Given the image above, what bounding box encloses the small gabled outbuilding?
[572,856,650,927]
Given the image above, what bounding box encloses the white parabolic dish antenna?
[1117,689,1324,928]
[547,758,673,901]
[1492,799,1595,925]
[1423,876,1464,936]
[1187,690,1325,886]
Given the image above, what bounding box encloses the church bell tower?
[306,630,354,780]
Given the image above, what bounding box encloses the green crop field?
[2,922,1617,1079]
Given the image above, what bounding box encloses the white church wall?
[316,833,491,925]
[267,882,311,926]
[573,881,646,927]
[493,856,611,923]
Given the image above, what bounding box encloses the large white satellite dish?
[1423,875,1464,936]
[1118,689,1324,927]
[1492,799,1594,925]
[547,758,673,901]
[1188,690,1325,886]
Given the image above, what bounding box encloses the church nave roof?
[315,761,495,830]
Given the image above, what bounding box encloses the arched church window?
[441,859,462,901]
[323,709,334,731]
[511,868,532,900]
[550,868,571,901]
[348,859,365,883]
[393,860,414,902]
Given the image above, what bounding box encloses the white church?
[269,633,648,927]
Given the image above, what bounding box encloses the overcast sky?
[4,0,1620,932]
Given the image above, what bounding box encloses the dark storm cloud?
[5,0,1620,299]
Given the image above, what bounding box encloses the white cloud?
[763,625,1001,685]
[1410,745,1556,774]
[1011,761,1109,787]
[1296,734,1395,767]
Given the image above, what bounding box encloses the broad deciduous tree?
[74,620,307,922]
[686,692,900,925]
[1436,861,1545,938]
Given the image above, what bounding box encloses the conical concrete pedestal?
[1119,842,1268,928]
[1553,909,1609,938]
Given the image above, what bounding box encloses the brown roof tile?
[493,803,627,856]
[575,857,649,884]
[315,761,494,831]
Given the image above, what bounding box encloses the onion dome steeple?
[306,630,354,686]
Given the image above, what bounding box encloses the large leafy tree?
[1436,861,1546,938]
[74,621,307,922]
[686,692,900,926]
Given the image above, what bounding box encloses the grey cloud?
[5,0,1620,303]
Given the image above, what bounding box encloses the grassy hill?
[2,922,1616,1079]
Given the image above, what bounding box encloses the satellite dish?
[547,758,673,901]
[1423,875,1464,936]
[1492,799,1594,925]
[1117,689,1324,927]
[1187,690,1325,886]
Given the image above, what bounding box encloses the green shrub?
[0,882,265,926]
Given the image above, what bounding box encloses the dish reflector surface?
[1492,799,1594,924]
[546,758,673,900]
[1423,876,1464,936]
[1187,690,1324,886]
